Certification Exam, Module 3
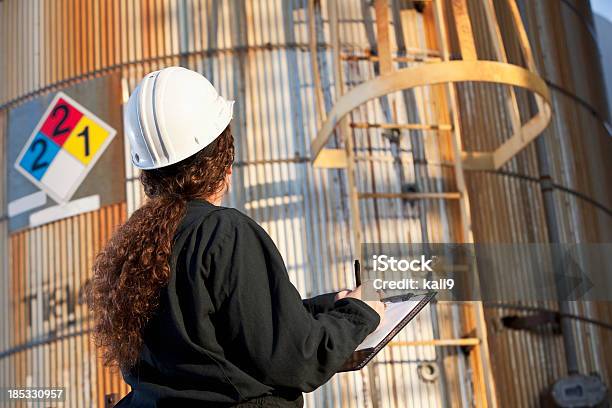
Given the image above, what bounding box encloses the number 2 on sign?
[51,105,71,138]
[77,126,90,156]
[30,139,49,171]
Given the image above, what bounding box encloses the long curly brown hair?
[86,126,234,371]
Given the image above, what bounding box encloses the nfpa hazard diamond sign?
[14,92,117,203]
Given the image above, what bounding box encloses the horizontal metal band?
[0,42,330,111]
[358,192,461,200]
[0,329,89,360]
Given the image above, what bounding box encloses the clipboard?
[339,291,437,372]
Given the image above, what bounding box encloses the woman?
[87,67,385,407]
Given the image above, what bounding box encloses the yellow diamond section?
[63,116,110,165]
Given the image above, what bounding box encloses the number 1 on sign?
[77,126,90,157]
[62,116,109,165]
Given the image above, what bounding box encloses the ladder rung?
[351,122,453,131]
[358,192,462,200]
[388,338,480,348]
[353,154,452,168]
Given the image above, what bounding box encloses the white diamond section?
[40,149,85,201]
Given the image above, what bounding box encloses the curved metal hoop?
[311,60,552,170]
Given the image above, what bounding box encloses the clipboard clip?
[382,291,438,304]
[381,293,418,303]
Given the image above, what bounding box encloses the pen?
[354,259,361,287]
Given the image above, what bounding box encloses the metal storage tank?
[0,0,610,407]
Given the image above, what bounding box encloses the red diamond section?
[40,98,84,146]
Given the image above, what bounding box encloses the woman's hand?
[341,286,386,322]
[334,290,351,301]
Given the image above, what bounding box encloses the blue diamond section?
[18,132,61,180]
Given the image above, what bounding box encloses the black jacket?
[116,199,380,407]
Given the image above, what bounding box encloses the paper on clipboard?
[355,295,426,351]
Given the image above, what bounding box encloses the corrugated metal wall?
[447,0,612,405]
[451,0,612,406]
[4,204,129,407]
[1,0,611,407]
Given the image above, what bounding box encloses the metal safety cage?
[310,0,552,171]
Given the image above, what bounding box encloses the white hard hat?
[125,66,234,169]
